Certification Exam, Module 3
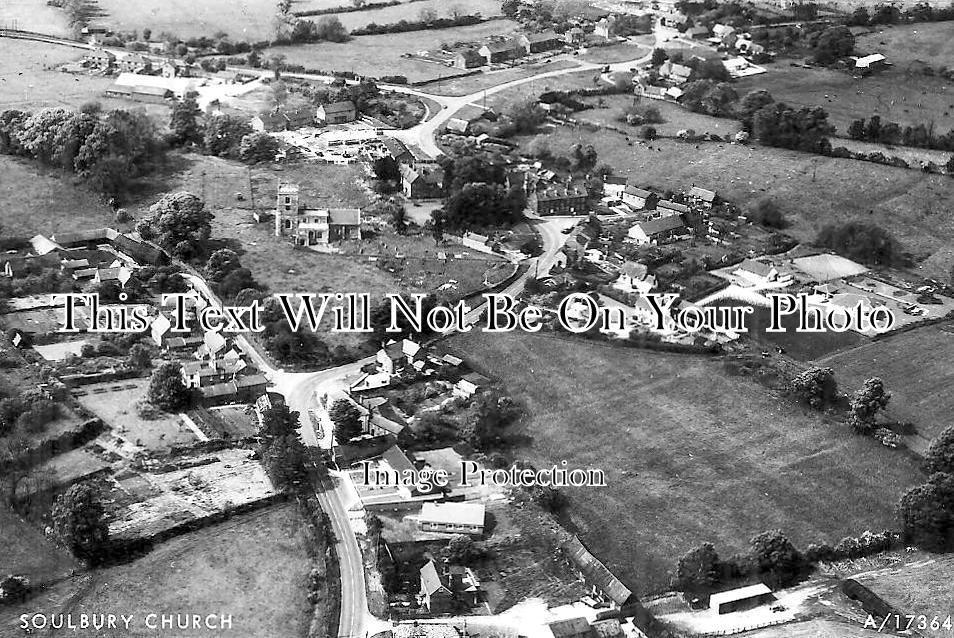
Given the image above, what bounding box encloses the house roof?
[688,186,716,202]
[523,30,562,44]
[481,39,520,54]
[441,354,463,366]
[604,176,628,185]
[463,232,489,244]
[548,617,591,638]
[446,118,470,133]
[381,137,409,158]
[320,100,355,115]
[638,215,685,237]
[623,185,652,198]
[709,583,772,607]
[236,374,267,388]
[561,535,633,606]
[737,258,774,278]
[656,200,689,214]
[30,234,62,255]
[53,228,118,246]
[590,618,624,638]
[620,261,648,279]
[456,48,483,61]
[380,445,415,475]
[419,502,485,527]
[329,208,361,226]
[460,371,490,386]
[855,53,886,67]
[420,561,450,596]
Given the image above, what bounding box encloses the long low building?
[418,502,486,535]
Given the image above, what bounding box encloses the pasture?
[819,323,954,454]
[265,19,520,83]
[517,125,954,278]
[448,330,923,595]
[0,0,70,36]
[0,505,319,638]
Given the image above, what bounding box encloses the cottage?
[560,535,635,607]
[400,164,444,199]
[252,108,315,132]
[118,53,153,74]
[682,25,710,39]
[656,200,690,215]
[111,233,167,266]
[548,617,591,638]
[595,16,616,39]
[854,53,887,73]
[616,262,656,294]
[454,372,490,398]
[627,215,686,245]
[563,27,585,45]
[316,100,357,124]
[590,618,624,638]
[621,186,657,210]
[709,583,774,614]
[418,502,486,535]
[199,374,268,406]
[712,23,736,38]
[635,83,668,100]
[418,561,455,613]
[478,39,523,64]
[274,183,361,246]
[603,175,628,199]
[454,48,484,69]
[531,188,588,216]
[161,60,194,78]
[381,137,412,164]
[461,232,491,252]
[659,61,692,84]
[687,186,717,208]
[734,258,781,285]
[84,49,115,69]
[445,118,470,135]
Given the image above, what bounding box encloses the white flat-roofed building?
[418,502,485,535]
[709,583,774,614]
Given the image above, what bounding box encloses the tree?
[204,115,253,158]
[847,118,866,140]
[501,0,520,18]
[750,529,804,587]
[747,197,787,229]
[570,143,598,172]
[812,26,855,64]
[260,404,300,439]
[0,109,29,155]
[847,377,890,434]
[925,426,954,475]
[897,472,954,551]
[315,15,350,42]
[789,366,837,409]
[169,96,202,146]
[737,89,774,129]
[0,575,30,603]
[444,534,486,563]
[650,47,668,67]
[51,484,110,563]
[816,221,903,267]
[753,102,833,153]
[137,191,213,257]
[946,155,954,175]
[262,434,309,489]
[848,6,869,25]
[17,108,73,164]
[126,343,151,370]
[146,362,191,411]
[206,248,242,282]
[74,109,163,196]
[219,267,258,300]
[681,80,738,117]
[329,399,363,442]
[674,542,720,594]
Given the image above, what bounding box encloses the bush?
[816,222,905,267]
[747,198,787,229]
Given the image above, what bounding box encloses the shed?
[709,583,774,614]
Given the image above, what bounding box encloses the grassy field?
[577,42,650,64]
[0,504,318,638]
[429,58,584,97]
[0,156,122,237]
[447,331,924,595]
[516,125,954,277]
[576,94,744,138]
[736,39,954,134]
[857,555,954,634]
[0,506,78,587]
[0,0,70,36]
[463,68,600,112]
[267,19,520,83]
[818,323,954,454]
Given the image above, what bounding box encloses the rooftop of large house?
[548,617,591,638]
[656,200,690,214]
[688,186,716,202]
[320,100,355,114]
[736,258,775,278]
[419,560,449,595]
[419,501,486,527]
[637,215,685,236]
[481,38,521,53]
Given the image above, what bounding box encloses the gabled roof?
[637,215,685,237]
[737,258,774,278]
[688,186,716,202]
[419,502,485,527]
[548,617,591,638]
[460,371,490,386]
[709,583,772,607]
[561,535,633,606]
[30,235,62,255]
[522,30,562,43]
[446,118,469,133]
[329,208,361,226]
[656,200,689,214]
[623,185,652,198]
[320,100,355,115]
[380,445,415,475]
[604,175,628,185]
[481,39,520,54]
[420,561,450,596]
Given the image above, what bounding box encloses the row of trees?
[898,424,954,551]
[169,98,280,164]
[848,115,954,154]
[0,106,164,196]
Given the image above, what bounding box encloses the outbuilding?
[709,583,774,614]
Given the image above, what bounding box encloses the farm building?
[400,165,444,199]
[454,48,484,69]
[454,372,490,398]
[519,31,564,54]
[83,49,115,69]
[478,39,523,64]
[560,535,635,607]
[118,53,153,74]
[530,188,588,216]
[709,583,774,614]
[622,186,658,210]
[417,502,486,535]
[603,175,628,199]
[547,617,591,638]
[628,215,687,245]
[316,100,357,124]
[656,200,689,215]
[687,186,717,208]
[854,53,887,73]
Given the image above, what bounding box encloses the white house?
[615,262,657,295]
[622,186,656,210]
[454,372,489,398]
[733,259,791,287]
[418,502,486,535]
[603,176,628,199]
[627,215,687,245]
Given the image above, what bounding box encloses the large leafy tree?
[897,472,954,551]
[0,109,29,155]
[239,132,281,164]
[753,102,833,153]
[137,192,213,258]
[51,484,110,563]
[169,96,202,146]
[749,529,804,587]
[846,377,890,434]
[17,107,73,164]
[925,426,954,476]
[260,404,300,439]
[674,542,720,594]
[146,362,191,412]
[789,366,838,410]
[329,399,363,442]
[812,25,855,64]
[203,115,253,158]
[206,248,242,282]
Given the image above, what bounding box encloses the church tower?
[275,182,301,237]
